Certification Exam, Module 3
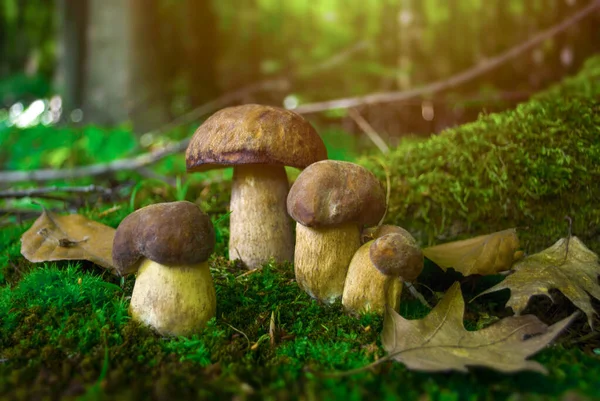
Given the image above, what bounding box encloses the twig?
[348,109,390,154]
[290,0,600,114]
[0,185,112,198]
[0,140,190,184]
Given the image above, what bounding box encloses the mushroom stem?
[229,164,294,269]
[294,222,361,304]
[130,259,216,336]
[342,241,403,315]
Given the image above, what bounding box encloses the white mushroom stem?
[342,241,404,315]
[229,164,294,269]
[294,222,361,304]
[130,258,216,336]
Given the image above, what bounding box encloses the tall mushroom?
[186,104,327,269]
[112,201,216,336]
[343,225,424,315]
[287,160,386,304]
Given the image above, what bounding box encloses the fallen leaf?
[422,229,521,276]
[382,282,575,373]
[20,208,116,272]
[476,236,600,327]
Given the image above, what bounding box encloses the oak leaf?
[20,209,116,272]
[382,282,575,373]
[422,229,521,276]
[477,236,600,327]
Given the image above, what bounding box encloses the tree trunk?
[182,0,219,108]
[54,0,87,116]
[128,0,171,133]
[82,0,131,125]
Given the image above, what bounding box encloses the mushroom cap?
[112,201,215,276]
[361,224,411,244]
[287,160,386,228]
[186,104,327,172]
[369,232,424,281]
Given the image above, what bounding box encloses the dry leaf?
[476,236,600,327]
[382,282,575,373]
[422,229,521,276]
[20,208,116,272]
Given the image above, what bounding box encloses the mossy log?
[361,56,600,253]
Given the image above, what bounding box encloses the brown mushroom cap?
[186,104,327,172]
[361,224,412,244]
[112,201,215,276]
[369,232,424,281]
[287,160,386,228]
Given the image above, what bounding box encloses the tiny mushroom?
[112,201,216,336]
[287,160,386,304]
[186,104,327,269]
[342,225,424,315]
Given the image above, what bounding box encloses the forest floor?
[0,58,599,401]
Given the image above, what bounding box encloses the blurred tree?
[129,0,170,132]
[81,0,130,125]
[55,0,87,116]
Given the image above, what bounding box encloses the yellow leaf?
[422,229,520,276]
[382,282,576,373]
[20,209,116,272]
[477,236,600,327]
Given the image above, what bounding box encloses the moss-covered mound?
[362,56,600,252]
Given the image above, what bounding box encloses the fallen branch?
[290,0,600,114]
[0,185,112,198]
[348,109,390,154]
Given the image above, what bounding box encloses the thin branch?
[0,185,112,198]
[290,0,600,114]
[348,109,390,154]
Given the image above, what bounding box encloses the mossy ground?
[1,58,600,400]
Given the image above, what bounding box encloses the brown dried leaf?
[477,236,600,327]
[422,229,521,276]
[20,208,116,272]
[382,282,575,373]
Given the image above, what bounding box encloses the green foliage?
[361,56,600,252]
[0,125,137,171]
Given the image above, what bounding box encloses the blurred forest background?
[0,0,599,155]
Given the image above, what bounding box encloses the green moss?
[360,56,600,252]
[1,257,599,400]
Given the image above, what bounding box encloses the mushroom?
[186,104,327,269]
[287,160,386,304]
[112,201,216,336]
[342,226,424,315]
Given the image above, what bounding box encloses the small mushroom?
[186,104,327,269]
[112,201,216,336]
[287,160,386,304]
[342,226,424,315]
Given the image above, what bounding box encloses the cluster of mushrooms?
[111,104,424,337]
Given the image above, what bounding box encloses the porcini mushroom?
[342,226,424,315]
[287,160,386,304]
[112,201,216,336]
[186,104,327,269]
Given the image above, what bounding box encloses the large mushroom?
[343,225,424,315]
[112,201,216,336]
[287,160,386,304]
[186,104,327,269]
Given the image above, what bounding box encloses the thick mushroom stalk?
[229,164,293,268]
[287,161,386,304]
[342,228,424,315]
[130,259,216,336]
[342,240,404,315]
[294,222,360,303]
